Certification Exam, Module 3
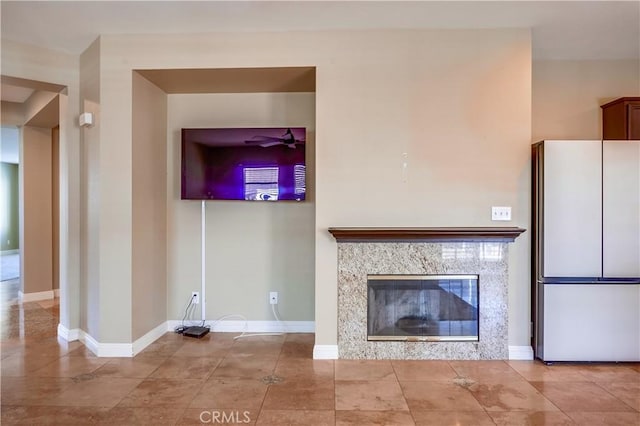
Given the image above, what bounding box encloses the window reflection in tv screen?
[181,127,306,201]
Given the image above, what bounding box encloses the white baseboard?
[132,321,168,356]
[19,290,54,302]
[58,322,158,356]
[509,345,534,360]
[166,320,314,333]
[313,344,339,359]
[80,332,100,356]
[79,331,133,357]
[53,289,60,298]
[57,323,81,341]
[58,319,316,358]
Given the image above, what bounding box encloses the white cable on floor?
[231,303,285,340]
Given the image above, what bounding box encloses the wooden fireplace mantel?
[327,227,526,243]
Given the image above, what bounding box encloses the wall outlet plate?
[269,291,278,305]
[491,206,512,221]
[191,292,199,304]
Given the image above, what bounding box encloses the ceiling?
[1,1,639,60]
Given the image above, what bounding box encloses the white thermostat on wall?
[79,112,93,127]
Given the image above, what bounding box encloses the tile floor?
[1,285,639,425]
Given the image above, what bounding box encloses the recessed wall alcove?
[131,66,317,340]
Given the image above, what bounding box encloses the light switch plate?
[491,206,512,221]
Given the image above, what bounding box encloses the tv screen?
[181,127,306,201]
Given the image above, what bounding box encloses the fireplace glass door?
[367,275,479,341]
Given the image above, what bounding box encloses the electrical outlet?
[269,291,278,305]
[491,206,512,221]
[191,292,199,304]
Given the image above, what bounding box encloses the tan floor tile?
[335,380,409,411]
[1,376,74,405]
[400,380,484,411]
[489,411,575,426]
[257,409,335,425]
[229,339,284,357]
[449,360,523,381]
[178,408,257,425]
[65,345,101,358]
[5,293,637,426]
[30,355,109,377]
[0,405,110,425]
[566,411,640,426]
[49,377,144,408]
[392,360,459,382]
[597,381,640,411]
[412,410,495,426]
[117,378,204,408]
[263,379,335,410]
[150,356,221,380]
[275,358,334,381]
[507,361,588,382]
[93,356,167,378]
[101,406,186,425]
[171,341,232,358]
[212,353,279,379]
[574,364,640,383]
[285,333,315,344]
[469,378,560,412]
[135,340,185,358]
[336,410,414,426]
[37,298,59,309]
[531,381,634,412]
[189,377,268,409]
[335,360,396,381]
[233,334,286,344]
[1,353,60,376]
[279,341,315,359]
[20,336,84,357]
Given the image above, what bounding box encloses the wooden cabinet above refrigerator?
[601,97,640,140]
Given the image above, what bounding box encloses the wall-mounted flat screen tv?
[181,127,306,201]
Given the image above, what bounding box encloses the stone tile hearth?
[337,242,510,360]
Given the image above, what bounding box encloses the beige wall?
[533,59,640,141]
[23,91,58,125]
[79,39,102,338]
[132,72,168,339]
[52,127,59,290]
[166,93,315,322]
[20,126,53,294]
[1,101,24,126]
[93,29,531,346]
[5,31,637,350]
[1,40,81,332]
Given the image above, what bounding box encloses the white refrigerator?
[532,140,640,362]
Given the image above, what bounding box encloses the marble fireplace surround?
[328,227,525,360]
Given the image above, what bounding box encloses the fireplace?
[367,275,479,342]
[328,227,525,360]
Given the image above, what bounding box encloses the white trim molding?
[313,344,339,359]
[57,323,81,341]
[19,290,54,302]
[59,320,316,358]
[58,323,167,357]
[79,332,133,357]
[166,320,314,334]
[509,345,534,360]
[132,322,168,356]
[53,289,60,298]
